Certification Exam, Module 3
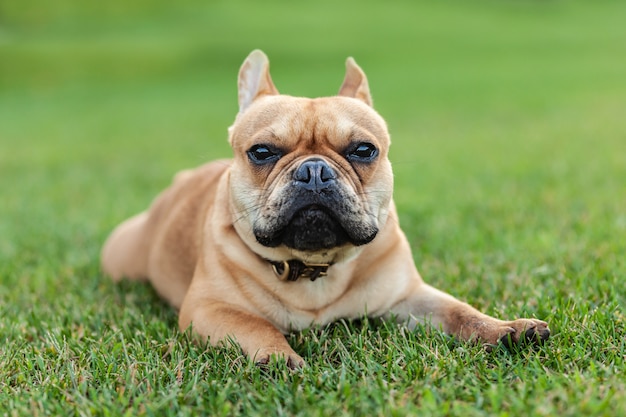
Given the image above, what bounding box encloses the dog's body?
[102,50,549,368]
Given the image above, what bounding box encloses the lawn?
[1,0,625,415]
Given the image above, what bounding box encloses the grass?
[1,0,625,415]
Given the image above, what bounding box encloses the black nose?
[293,159,337,191]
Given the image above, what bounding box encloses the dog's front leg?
[389,282,550,348]
[179,300,305,368]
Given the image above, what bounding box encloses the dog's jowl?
[102,50,549,368]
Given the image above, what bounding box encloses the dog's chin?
[255,206,377,252]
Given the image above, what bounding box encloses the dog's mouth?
[281,205,349,251]
[255,205,376,251]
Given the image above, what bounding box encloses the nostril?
[320,164,336,183]
[294,163,312,184]
[294,159,336,190]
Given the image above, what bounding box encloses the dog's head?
[228,50,393,265]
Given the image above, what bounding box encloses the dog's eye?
[247,144,281,165]
[347,142,378,162]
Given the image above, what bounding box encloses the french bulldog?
[101,50,549,368]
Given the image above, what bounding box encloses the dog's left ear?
[338,57,373,106]
[238,50,279,114]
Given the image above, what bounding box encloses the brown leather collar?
[269,259,331,282]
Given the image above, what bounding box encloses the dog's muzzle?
[253,158,378,252]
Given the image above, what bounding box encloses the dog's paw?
[496,318,550,350]
[253,348,305,370]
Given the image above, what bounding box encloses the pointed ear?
[237,50,279,114]
[338,57,372,106]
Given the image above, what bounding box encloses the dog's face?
[228,51,393,264]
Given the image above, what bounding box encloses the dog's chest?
[258,271,400,332]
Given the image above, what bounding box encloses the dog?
[101,50,549,368]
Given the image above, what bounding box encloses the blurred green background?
[3,0,625,260]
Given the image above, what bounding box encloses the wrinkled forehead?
[231,96,389,149]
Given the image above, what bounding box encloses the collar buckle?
[270,260,331,282]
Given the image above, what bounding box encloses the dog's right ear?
[338,57,373,107]
[237,50,279,114]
